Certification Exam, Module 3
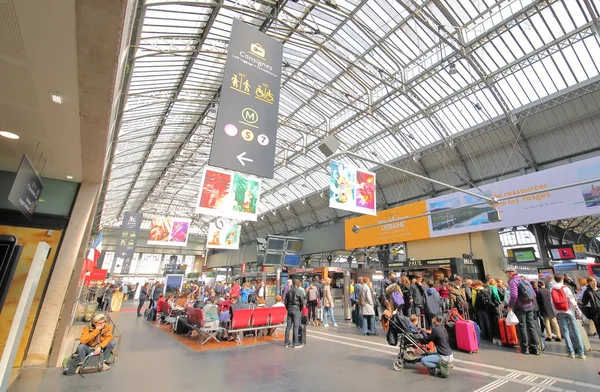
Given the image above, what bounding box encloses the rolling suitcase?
[499,318,519,347]
[455,320,479,353]
[445,321,458,350]
[578,320,592,352]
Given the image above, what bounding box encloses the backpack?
[62,354,81,376]
[551,287,569,311]
[385,284,404,308]
[438,359,451,378]
[517,279,536,303]
[475,288,493,310]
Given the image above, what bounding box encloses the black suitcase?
[445,321,458,350]
[143,309,151,319]
[147,308,157,322]
[174,316,191,335]
[298,324,307,345]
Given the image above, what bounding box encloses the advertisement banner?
[330,160,376,216]
[196,166,261,221]
[344,201,430,249]
[208,19,284,178]
[147,217,191,247]
[426,155,600,237]
[344,155,600,249]
[115,211,143,273]
[206,221,242,249]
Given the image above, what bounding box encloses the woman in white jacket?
[323,278,338,327]
[550,275,585,359]
[361,277,376,336]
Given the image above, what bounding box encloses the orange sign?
[344,201,430,249]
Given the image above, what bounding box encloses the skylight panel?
[576,37,600,78]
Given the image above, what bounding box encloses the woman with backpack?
[399,275,413,316]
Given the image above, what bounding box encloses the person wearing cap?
[78,313,116,370]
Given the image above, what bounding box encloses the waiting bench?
[228,306,287,344]
[185,307,224,346]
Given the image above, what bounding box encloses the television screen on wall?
[511,247,537,263]
[548,245,575,261]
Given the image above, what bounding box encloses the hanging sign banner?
[206,220,242,250]
[329,160,376,216]
[147,217,191,247]
[208,18,284,178]
[196,167,261,221]
[115,211,143,274]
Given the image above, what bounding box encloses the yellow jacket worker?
[78,313,116,370]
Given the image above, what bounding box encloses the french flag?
[86,232,103,270]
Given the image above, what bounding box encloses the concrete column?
[23,183,99,367]
[531,224,550,265]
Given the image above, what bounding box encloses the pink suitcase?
[455,320,479,353]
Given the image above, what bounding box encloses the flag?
[85,232,103,271]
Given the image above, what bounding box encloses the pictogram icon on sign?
[250,43,265,59]
[240,108,259,128]
[237,152,253,166]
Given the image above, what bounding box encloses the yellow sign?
[255,83,274,104]
[507,249,514,258]
[573,244,586,253]
[250,43,265,59]
[344,201,430,249]
[230,73,250,95]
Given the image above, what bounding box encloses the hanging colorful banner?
[196,167,261,221]
[206,221,242,250]
[329,160,376,216]
[147,217,191,247]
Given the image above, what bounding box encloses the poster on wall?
[329,160,376,216]
[164,274,184,294]
[147,217,190,246]
[206,221,242,249]
[196,167,261,221]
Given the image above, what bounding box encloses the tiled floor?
[8,308,600,392]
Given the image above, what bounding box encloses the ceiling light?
[448,63,458,75]
[50,92,64,104]
[0,131,19,140]
[66,175,73,180]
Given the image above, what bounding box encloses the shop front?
[388,257,486,282]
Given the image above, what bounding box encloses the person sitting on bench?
[78,313,116,370]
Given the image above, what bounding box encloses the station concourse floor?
[9,306,600,392]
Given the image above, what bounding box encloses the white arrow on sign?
[236,152,253,166]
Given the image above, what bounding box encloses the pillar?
[530,223,550,265]
[23,183,99,367]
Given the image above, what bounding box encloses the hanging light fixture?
[448,63,458,75]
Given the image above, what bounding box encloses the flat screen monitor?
[0,235,22,313]
[286,238,304,253]
[256,252,265,266]
[264,252,283,266]
[377,250,389,263]
[284,254,300,266]
[511,247,537,263]
[266,237,285,252]
[7,155,43,220]
[549,245,575,261]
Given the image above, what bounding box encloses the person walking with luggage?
[137,282,150,317]
[551,275,586,359]
[581,277,600,337]
[506,270,540,355]
[284,279,306,348]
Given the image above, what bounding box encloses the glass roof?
[99,0,600,234]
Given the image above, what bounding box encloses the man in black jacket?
[411,276,425,317]
[537,281,561,342]
[284,279,306,348]
[420,314,454,376]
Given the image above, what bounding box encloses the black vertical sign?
[115,212,143,274]
[209,19,283,179]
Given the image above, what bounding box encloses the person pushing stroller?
[419,314,454,377]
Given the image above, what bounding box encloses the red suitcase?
[455,320,479,353]
[499,318,519,347]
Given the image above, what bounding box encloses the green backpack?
[438,359,452,378]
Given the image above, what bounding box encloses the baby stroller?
[386,312,434,371]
